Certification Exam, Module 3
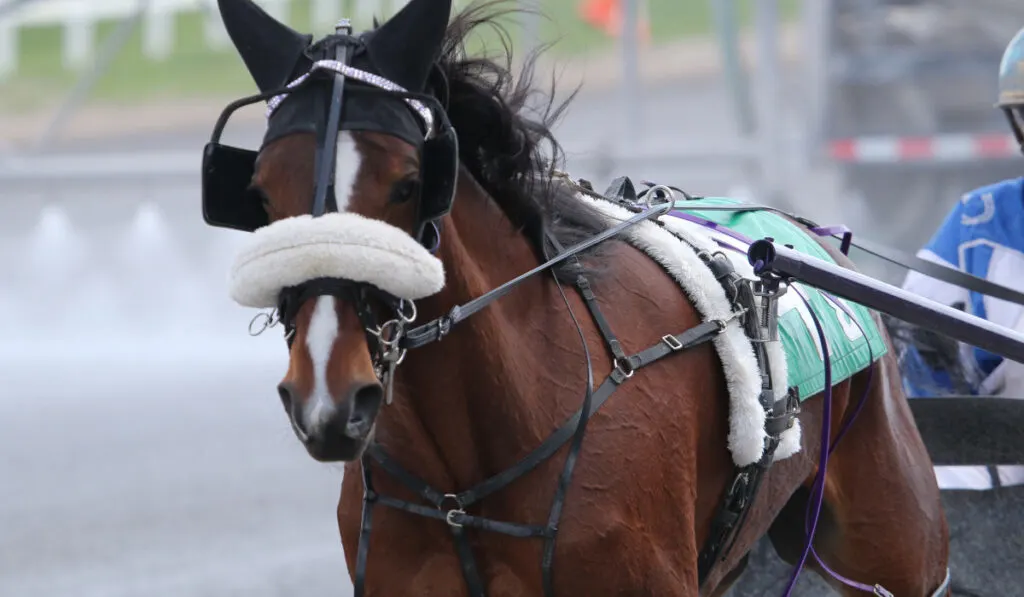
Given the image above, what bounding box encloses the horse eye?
[389,178,420,204]
[248,185,269,207]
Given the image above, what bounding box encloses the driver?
[899,26,1024,490]
[892,25,1024,597]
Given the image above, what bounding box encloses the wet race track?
[0,74,863,596]
[1,354,352,597]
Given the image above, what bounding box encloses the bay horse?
[203,0,950,595]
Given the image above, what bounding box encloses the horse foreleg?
[705,554,750,597]
[775,363,950,597]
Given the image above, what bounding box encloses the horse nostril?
[345,383,383,438]
[278,383,295,411]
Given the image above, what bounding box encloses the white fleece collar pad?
[228,212,445,309]
[578,195,802,467]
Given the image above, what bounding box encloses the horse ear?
[218,0,312,93]
[366,0,452,91]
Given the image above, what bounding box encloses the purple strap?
[666,209,854,256]
[810,225,854,256]
[780,289,834,597]
[782,288,882,596]
[669,210,755,246]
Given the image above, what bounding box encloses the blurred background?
[1,0,1022,595]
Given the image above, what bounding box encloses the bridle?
[274,277,414,402]
[212,18,459,402]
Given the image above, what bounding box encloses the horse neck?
[386,171,569,489]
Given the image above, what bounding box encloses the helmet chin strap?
[1006,107,1024,154]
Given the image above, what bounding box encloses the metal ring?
[643,184,675,207]
[614,357,635,379]
[440,493,463,510]
[248,311,276,336]
[398,300,418,324]
[371,320,403,346]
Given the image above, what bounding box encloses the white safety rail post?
[0,14,15,79]
[65,1,96,70]
[143,0,175,61]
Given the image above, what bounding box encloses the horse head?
[205,0,455,462]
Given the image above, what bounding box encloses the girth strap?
[374,493,552,538]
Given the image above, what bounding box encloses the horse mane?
[431,0,612,276]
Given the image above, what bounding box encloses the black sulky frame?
[747,239,1024,364]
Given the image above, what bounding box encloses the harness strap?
[698,445,781,584]
[311,30,353,218]
[353,459,376,597]
[401,201,673,350]
[365,446,446,506]
[367,330,728,512]
[633,321,727,368]
[352,316,725,596]
[365,363,611,511]
[451,524,487,594]
[541,266,599,596]
[374,494,551,537]
[574,275,627,361]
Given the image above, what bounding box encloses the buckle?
[436,317,452,340]
[787,389,801,416]
[661,334,684,351]
[714,308,748,334]
[440,493,465,528]
[614,356,636,379]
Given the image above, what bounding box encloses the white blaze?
[333,132,362,212]
[305,295,339,433]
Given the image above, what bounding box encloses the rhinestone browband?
[266,59,435,139]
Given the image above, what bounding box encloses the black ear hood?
[360,0,452,93]
[250,0,455,150]
[217,0,313,93]
[202,0,459,238]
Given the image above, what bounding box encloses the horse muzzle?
[278,381,384,462]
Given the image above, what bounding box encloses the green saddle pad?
[673,197,887,399]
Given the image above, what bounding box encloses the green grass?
[0,0,799,109]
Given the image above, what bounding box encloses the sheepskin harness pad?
[215,24,798,596]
